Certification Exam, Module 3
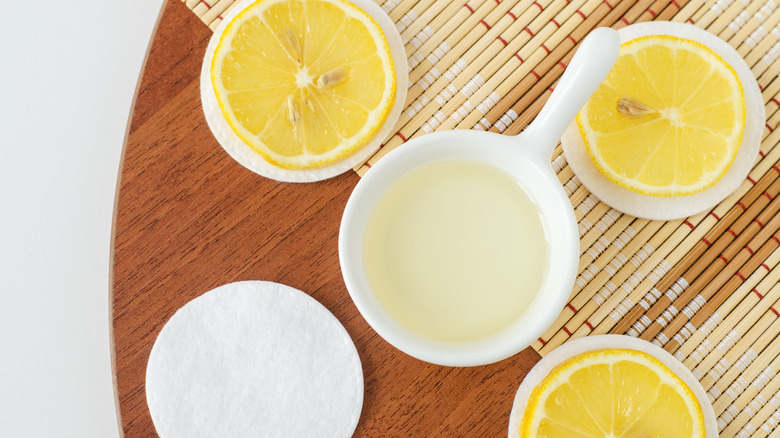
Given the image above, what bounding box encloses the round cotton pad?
[507,335,717,438]
[201,0,408,183]
[562,22,764,220]
[145,281,363,438]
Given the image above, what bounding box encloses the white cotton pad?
[145,281,363,438]
[507,335,717,438]
[562,22,764,220]
[200,0,408,183]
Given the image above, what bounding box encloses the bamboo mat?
[185,0,780,435]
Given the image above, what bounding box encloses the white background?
[0,0,164,436]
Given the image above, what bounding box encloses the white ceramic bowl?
[339,28,620,366]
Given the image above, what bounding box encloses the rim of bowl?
[338,131,579,366]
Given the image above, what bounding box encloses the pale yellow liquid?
[363,160,549,343]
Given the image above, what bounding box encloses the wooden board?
[111,1,541,436]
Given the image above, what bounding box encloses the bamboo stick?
[662,180,780,352]
[716,0,776,43]
[209,1,242,30]
[186,0,206,10]
[201,0,235,25]
[677,230,780,366]
[716,344,780,433]
[692,268,780,390]
[395,1,449,47]
[383,0,418,22]
[710,302,780,433]
[708,298,780,414]
[401,0,492,77]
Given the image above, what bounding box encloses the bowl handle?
[521,27,620,162]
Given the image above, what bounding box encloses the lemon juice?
[363,159,549,343]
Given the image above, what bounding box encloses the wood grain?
[111,1,541,436]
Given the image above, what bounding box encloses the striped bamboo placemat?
[186,0,780,435]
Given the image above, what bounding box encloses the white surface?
[562,22,764,220]
[0,1,163,436]
[507,335,717,438]
[146,281,363,437]
[201,0,408,182]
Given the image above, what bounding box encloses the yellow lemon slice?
[210,0,396,170]
[577,35,745,196]
[519,348,706,438]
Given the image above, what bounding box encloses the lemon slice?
[519,348,706,438]
[577,35,745,196]
[210,0,396,170]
